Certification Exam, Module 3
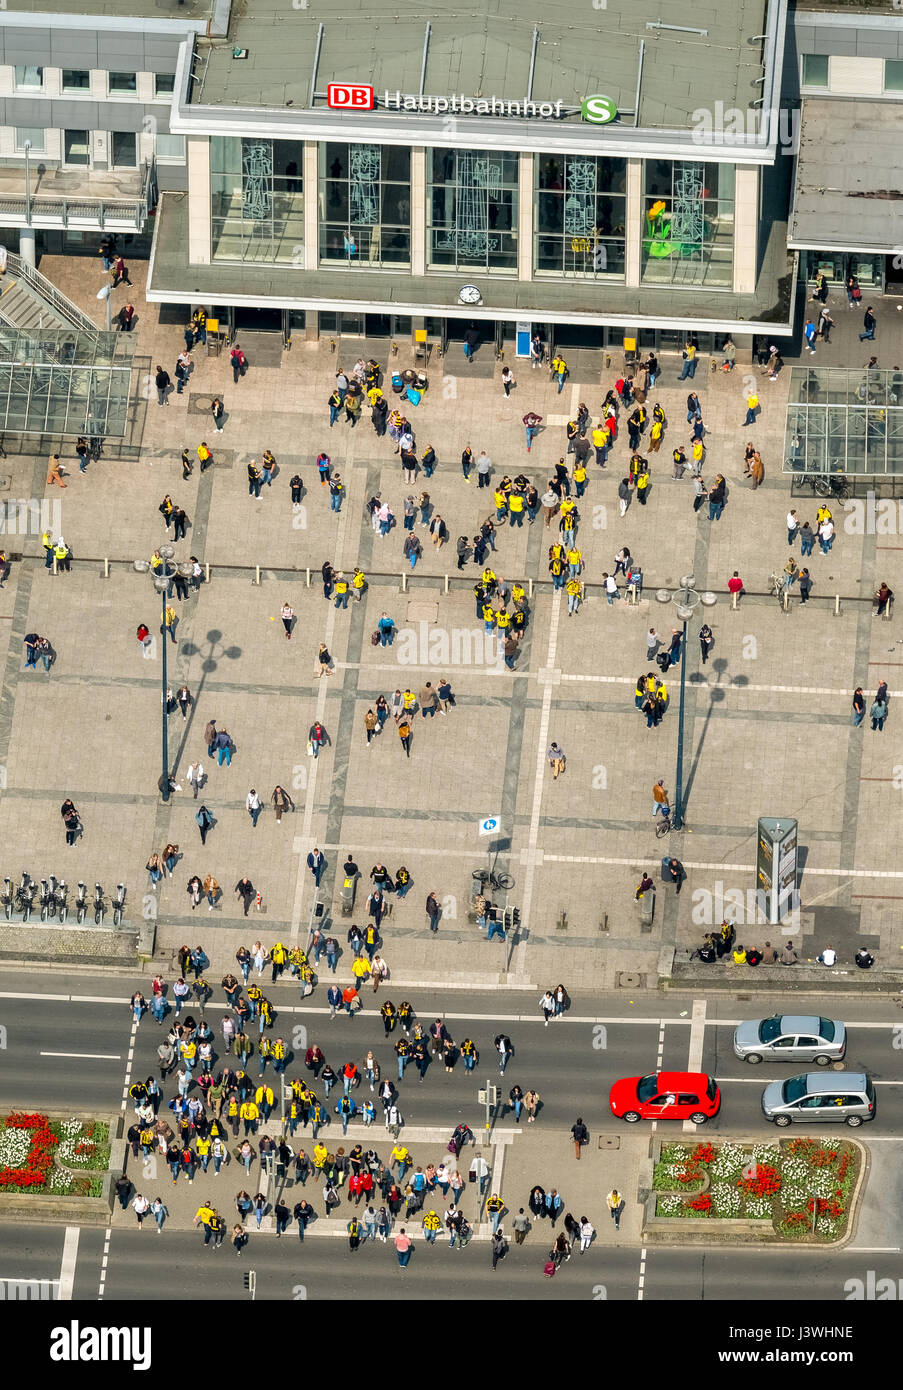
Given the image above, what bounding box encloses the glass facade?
[786,367,903,477]
[211,136,304,263]
[428,148,518,273]
[642,160,734,287]
[535,154,626,279]
[319,143,410,266]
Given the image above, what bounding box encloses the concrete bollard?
[103,557,109,579]
[528,578,533,599]
[306,568,311,588]
[731,590,739,610]
[444,574,449,595]
[205,563,210,584]
[835,594,841,616]
[254,565,260,586]
[401,571,407,592]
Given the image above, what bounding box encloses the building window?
[642,160,734,288]
[63,130,90,167]
[535,155,627,280]
[801,54,829,89]
[14,66,43,90]
[111,131,137,168]
[428,148,518,273]
[109,72,137,95]
[62,69,90,91]
[15,128,45,153]
[155,133,186,161]
[154,73,175,97]
[885,59,903,93]
[211,136,304,263]
[319,143,410,267]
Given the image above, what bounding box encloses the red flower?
[687,1194,712,1212]
[737,1164,781,1197]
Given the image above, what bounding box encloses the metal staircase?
[0,251,99,341]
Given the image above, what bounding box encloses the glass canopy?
[0,326,133,438]
[784,366,903,477]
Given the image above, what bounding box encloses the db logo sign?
[327,84,374,110]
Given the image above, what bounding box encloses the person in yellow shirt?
[403,689,417,714]
[195,1134,212,1172]
[566,575,582,617]
[566,547,582,577]
[648,419,663,453]
[313,1142,329,1178]
[495,609,511,635]
[511,582,526,611]
[352,567,366,600]
[572,461,587,498]
[239,1100,259,1136]
[493,488,507,522]
[351,956,371,987]
[193,1203,215,1231]
[507,490,525,528]
[390,1143,411,1179]
[482,601,496,632]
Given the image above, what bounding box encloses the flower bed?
[0,1113,110,1196]
[653,1137,858,1240]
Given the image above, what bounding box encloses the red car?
[609,1071,721,1125]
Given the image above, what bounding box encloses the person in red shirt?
[727,571,744,603]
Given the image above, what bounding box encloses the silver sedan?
[732,1015,846,1066]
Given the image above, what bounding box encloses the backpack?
[656,652,670,673]
[371,630,380,646]
[544,1260,557,1278]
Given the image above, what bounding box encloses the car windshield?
[637,1075,659,1102]
[706,1077,718,1101]
[759,1017,782,1043]
[818,1019,836,1042]
[782,1076,809,1104]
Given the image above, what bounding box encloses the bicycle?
[55,879,68,923]
[89,436,104,462]
[21,881,36,922]
[39,879,51,921]
[768,572,785,602]
[654,810,672,839]
[75,881,87,924]
[472,867,515,893]
[93,882,105,925]
[112,883,126,927]
[14,871,31,916]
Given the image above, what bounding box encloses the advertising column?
[756,816,798,925]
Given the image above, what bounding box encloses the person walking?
[851,687,865,727]
[607,1189,623,1231]
[155,366,171,406]
[571,1117,588,1159]
[547,742,565,779]
[281,602,294,639]
[859,306,877,342]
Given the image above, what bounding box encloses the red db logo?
[327,84,374,110]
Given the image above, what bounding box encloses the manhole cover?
[598,1135,620,1150]
[617,972,642,988]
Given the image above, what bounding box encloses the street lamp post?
[23,139,32,228]
[656,574,717,831]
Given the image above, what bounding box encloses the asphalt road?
[4,973,903,1135]
[4,1222,903,1306]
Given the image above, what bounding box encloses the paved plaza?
[0,256,901,995]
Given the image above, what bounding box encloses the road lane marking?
[40,1051,122,1060]
[59,1227,78,1302]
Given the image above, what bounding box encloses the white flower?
[745,1196,772,1219]
[0,1127,31,1168]
[711,1182,742,1217]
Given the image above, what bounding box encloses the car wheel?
[814,1055,831,1066]
[774,1115,791,1127]
[845,1115,863,1127]
[689,1112,708,1125]
[745,1053,762,1065]
[622,1111,641,1124]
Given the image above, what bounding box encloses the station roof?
[191,0,772,135]
[789,98,903,253]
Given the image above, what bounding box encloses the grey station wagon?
[733,1015,846,1066]
[761,1071,875,1127]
